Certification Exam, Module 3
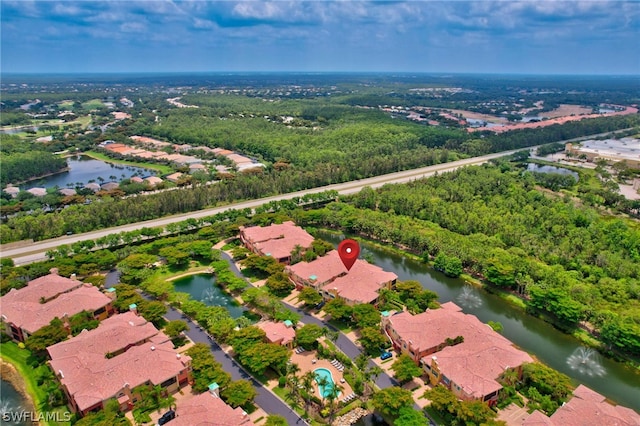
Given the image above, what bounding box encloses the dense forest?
[291,164,640,356]
[0,135,67,184]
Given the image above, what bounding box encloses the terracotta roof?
[166,172,184,182]
[172,392,255,426]
[2,283,112,334]
[50,339,190,413]
[145,176,163,186]
[1,271,81,304]
[321,252,397,304]
[287,250,347,286]
[47,312,161,360]
[523,410,555,426]
[240,222,314,260]
[430,336,533,399]
[257,321,295,346]
[547,384,640,426]
[225,153,254,165]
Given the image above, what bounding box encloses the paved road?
[2,150,516,266]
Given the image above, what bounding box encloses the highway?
[1,150,517,266]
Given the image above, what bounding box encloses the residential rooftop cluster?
[565,137,640,169]
[240,221,398,305]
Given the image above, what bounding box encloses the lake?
[316,230,640,411]
[0,379,29,426]
[526,163,579,179]
[22,155,155,190]
[172,274,246,318]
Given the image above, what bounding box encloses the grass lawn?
[84,150,175,175]
[0,342,72,425]
[328,320,352,334]
[81,99,104,110]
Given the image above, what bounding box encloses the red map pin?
[338,239,360,271]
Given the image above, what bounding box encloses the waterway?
[316,230,640,411]
[21,155,154,190]
[0,379,29,426]
[172,274,246,318]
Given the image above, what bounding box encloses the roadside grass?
[84,150,175,175]
[424,405,446,425]
[327,320,352,334]
[0,342,72,426]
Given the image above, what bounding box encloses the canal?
[0,379,29,426]
[316,230,640,411]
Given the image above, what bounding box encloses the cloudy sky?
[1,1,638,75]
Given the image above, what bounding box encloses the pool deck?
[290,348,353,399]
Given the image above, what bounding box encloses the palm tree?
[300,371,316,414]
[325,383,344,425]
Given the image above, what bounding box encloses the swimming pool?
[314,368,341,398]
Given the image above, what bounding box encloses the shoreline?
[0,360,39,422]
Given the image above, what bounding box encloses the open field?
[448,109,508,123]
[543,104,593,118]
[81,99,104,109]
[84,150,175,175]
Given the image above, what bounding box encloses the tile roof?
[50,339,190,413]
[547,385,640,426]
[322,253,398,304]
[172,392,255,426]
[240,222,314,260]
[389,302,533,398]
[47,311,161,360]
[257,321,295,346]
[1,271,81,304]
[2,283,112,334]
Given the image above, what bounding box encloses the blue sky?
[1,1,639,75]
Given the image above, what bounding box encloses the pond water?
[21,155,155,190]
[0,126,40,135]
[526,163,579,179]
[316,231,640,411]
[0,379,29,426]
[172,274,245,318]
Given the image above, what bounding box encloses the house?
[523,385,640,425]
[130,176,144,184]
[239,221,314,264]
[287,250,397,305]
[144,176,163,187]
[101,182,120,191]
[27,187,47,197]
[383,302,533,405]
[84,182,101,192]
[47,312,191,416]
[58,188,77,196]
[4,186,20,198]
[188,163,206,173]
[257,320,296,349]
[171,385,254,425]
[165,172,184,183]
[0,269,113,342]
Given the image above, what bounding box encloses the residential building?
[48,312,191,416]
[171,385,254,425]
[383,302,533,405]
[256,320,296,348]
[0,269,113,342]
[239,221,314,264]
[166,172,185,183]
[523,385,640,425]
[27,187,47,197]
[287,250,397,305]
[144,176,164,187]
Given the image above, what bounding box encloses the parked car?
[315,300,326,310]
[380,351,393,360]
[157,410,175,425]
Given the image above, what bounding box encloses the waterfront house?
[0,269,113,342]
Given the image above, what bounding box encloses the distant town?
[1,73,639,426]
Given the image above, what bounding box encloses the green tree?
[25,317,67,354]
[352,303,381,328]
[221,379,257,408]
[395,406,428,426]
[391,354,423,384]
[264,414,288,426]
[138,300,168,326]
[298,287,323,306]
[372,387,414,417]
[323,298,353,322]
[238,342,291,376]
[164,320,189,338]
[265,271,295,297]
[358,326,389,356]
[295,324,324,349]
